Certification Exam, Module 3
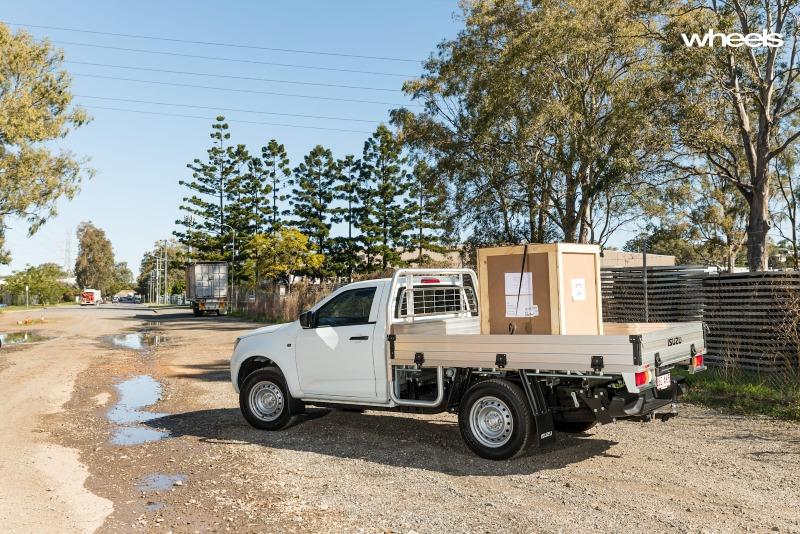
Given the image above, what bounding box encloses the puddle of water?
[107,375,170,445]
[108,332,168,351]
[110,426,169,446]
[145,501,165,512]
[137,473,187,492]
[0,331,48,346]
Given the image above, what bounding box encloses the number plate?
[656,371,671,390]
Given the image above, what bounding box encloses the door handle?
[350,335,369,340]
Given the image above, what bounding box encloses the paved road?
[0,306,798,532]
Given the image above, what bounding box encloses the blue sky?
[1,1,463,276]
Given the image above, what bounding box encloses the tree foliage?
[394,0,671,247]
[290,145,338,276]
[0,24,92,263]
[136,240,189,296]
[663,0,800,270]
[244,228,324,287]
[3,262,75,304]
[174,117,235,260]
[358,125,415,270]
[74,221,115,292]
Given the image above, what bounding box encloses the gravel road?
[1,306,798,532]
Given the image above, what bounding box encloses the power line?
[4,21,421,63]
[72,73,418,107]
[65,60,401,92]
[75,94,382,123]
[50,40,414,78]
[82,105,375,134]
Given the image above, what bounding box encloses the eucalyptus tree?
[663,0,800,270]
[393,0,671,246]
[0,24,92,263]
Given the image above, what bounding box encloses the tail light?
[692,354,704,368]
[635,370,651,387]
[420,278,440,284]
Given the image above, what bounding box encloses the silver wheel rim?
[469,395,513,448]
[248,381,285,422]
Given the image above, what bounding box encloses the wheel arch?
[237,355,284,390]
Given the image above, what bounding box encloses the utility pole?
[163,241,169,305]
[156,258,161,305]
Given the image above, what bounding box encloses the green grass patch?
[678,368,800,421]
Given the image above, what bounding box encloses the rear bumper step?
[608,376,687,420]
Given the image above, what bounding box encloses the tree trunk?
[746,174,771,271]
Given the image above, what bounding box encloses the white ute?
[230,269,707,460]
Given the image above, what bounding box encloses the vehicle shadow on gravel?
[146,408,616,475]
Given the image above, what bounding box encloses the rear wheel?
[553,420,596,433]
[458,379,534,460]
[192,307,203,317]
[239,369,302,430]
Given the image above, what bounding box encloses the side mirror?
[299,310,314,329]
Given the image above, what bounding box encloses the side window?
[316,287,376,327]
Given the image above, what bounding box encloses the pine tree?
[223,143,253,284]
[357,125,414,271]
[262,140,291,234]
[407,160,453,265]
[290,145,338,276]
[330,155,361,279]
[174,117,235,260]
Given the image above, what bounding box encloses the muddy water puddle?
[136,473,186,492]
[107,375,170,445]
[0,330,49,346]
[107,332,168,352]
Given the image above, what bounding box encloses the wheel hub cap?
[469,396,513,448]
[249,381,284,422]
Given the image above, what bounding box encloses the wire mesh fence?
[602,266,800,372]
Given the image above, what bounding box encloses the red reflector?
[693,354,703,367]
[420,278,440,284]
[635,370,649,387]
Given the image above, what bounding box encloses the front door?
[294,286,379,398]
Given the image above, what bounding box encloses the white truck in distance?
[230,269,707,460]
[186,261,228,316]
[80,289,102,306]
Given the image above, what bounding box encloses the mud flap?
[518,371,556,447]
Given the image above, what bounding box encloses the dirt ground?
[0,305,799,533]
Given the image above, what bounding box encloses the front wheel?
[458,379,534,460]
[239,369,301,430]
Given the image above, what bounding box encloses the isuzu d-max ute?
[230,269,706,460]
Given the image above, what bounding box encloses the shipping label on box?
[571,277,586,301]
[504,272,539,317]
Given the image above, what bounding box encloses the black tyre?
[553,420,596,433]
[458,379,534,460]
[239,369,301,430]
[192,307,203,317]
